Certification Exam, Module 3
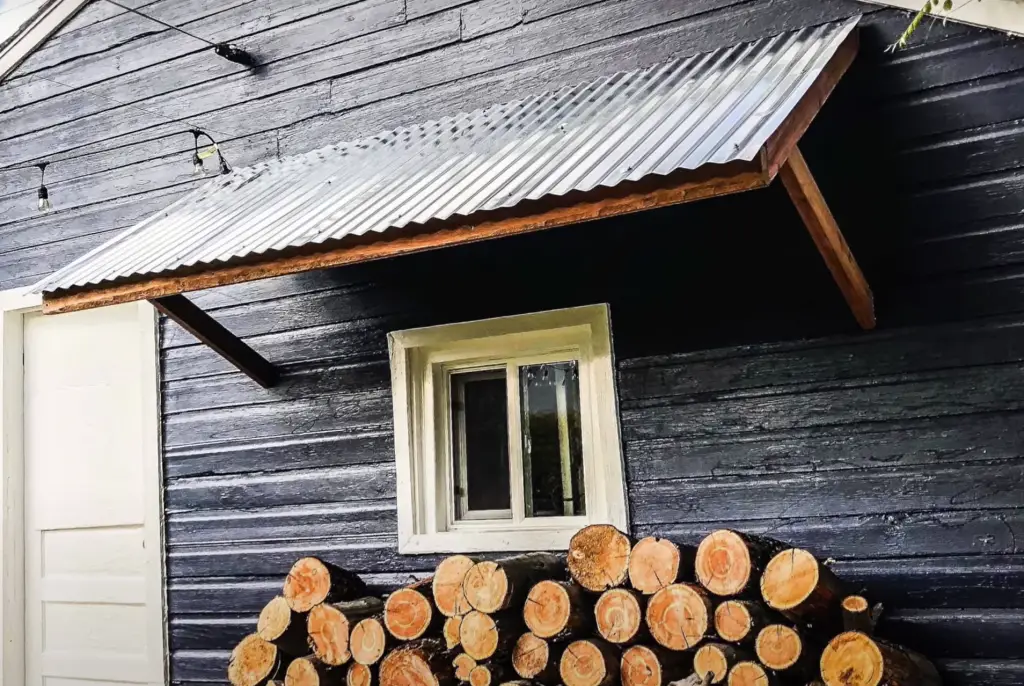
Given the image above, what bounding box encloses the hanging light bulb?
[189,129,231,176]
[36,162,51,212]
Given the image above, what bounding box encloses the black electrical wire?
[103,0,218,47]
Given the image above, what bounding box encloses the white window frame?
[388,304,628,554]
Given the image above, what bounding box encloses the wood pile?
[229,525,942,686]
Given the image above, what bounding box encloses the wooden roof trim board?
[0,0,92,82]
[859,0,1024,37]
[41,28,869,385]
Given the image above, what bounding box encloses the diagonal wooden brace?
[779,146,876,330]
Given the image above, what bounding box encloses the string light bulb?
[190,129,231,177]
[36,162,51,212]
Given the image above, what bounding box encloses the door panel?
[22,303,164,686]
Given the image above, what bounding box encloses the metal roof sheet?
[34,16,859,294]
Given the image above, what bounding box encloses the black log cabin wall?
[1,0,1023,683]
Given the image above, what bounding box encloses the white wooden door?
[20,302,165,686]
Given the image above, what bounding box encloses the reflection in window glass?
[520,361,585,517]
[451,369,511,520]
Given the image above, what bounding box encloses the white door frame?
[0,287,168,685]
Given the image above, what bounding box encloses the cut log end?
[620,645,662,686]
[755,625,802,670]
[594,588,643,644]
[444,616,464,650]
[568,525,631,592]
[842,596,874,634]
[454,654,478,682]
[460,611,499,661]
[435,556,476,618]
[842,596,868,613]
[820,632,941,686]
[285,558,336,613]
[385,588,434,641]
[350,617,387,666]
[524,580,571,639]
[285,658,338,686]
[760,549,821,611]
[628,537,682,595]
[347,663,373,686]
[713,601,752,643]
[512,633,550,680]
[468,665,494,686]
[380,648,440,686]
[693,645,730,685]
[559,639,618,686]
[695,531,751,597]
[463,562,509,614]
[309,604,352,666]
[258,596,294,642]
[727,662,771,686]
[229,634,282,686]
[646,583,711,651]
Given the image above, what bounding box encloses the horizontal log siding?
[2,1,1022,683]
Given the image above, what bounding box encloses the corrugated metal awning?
[35,17,859,307]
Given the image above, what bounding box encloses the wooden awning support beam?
[779,146,875,330]
[150,294,279,387]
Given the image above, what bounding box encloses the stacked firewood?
[227,525,942,686]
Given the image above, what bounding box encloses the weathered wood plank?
[163,359,390,414]
[936,659,1024,686]
[164,463,395,512]
[170,615,254,653]
[626,410,1024,481]
[623,363,1024,441]
[165,500,397,545]
[0,0,406,141]
[163,386,391,448]
[164,429,393,479]
[630,459,1024,523]
[461,0,523,40]
[879,609,1024,659]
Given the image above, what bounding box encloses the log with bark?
[512,633,560,682]
[621,644,693,686]
[712,600,772,644]
[285,558,368,613]
[695,531,784,598]
[347,663,374,686]
[286,657,345,686]
[463,553,565,614]
[453,653,477,682]
[760,549,844,628]
[841,595,877,634]
[434,556,477,618]
[379,639,455,686]
[444,616,464,650]
[523,580,592,640]
[646,583,712,651]
[692,643,750,685]
[229,634,292,686]
[753,625,816,680]
[386,579,440,641]
[628,537,695,595]
[350,616,391,666]
[259,596,310,658]
[309,598,386,666]
[559,639,620,686]
[468,663,510,686]
[594,588,647,645]
[820,631,941,686]
[459,610,518,662]
[726,662,778,686]
[567,525,632,592]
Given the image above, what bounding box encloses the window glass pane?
[451,369,511,520]
[520,361,585,517]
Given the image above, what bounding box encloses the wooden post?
[778,146,875,330]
